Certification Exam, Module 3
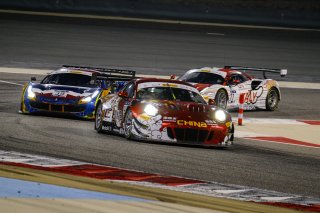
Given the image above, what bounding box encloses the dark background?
[1,0,320,28]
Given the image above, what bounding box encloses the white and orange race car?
[178,66,287,111]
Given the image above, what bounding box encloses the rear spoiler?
[62,65,136,81]
[224,66,287,79]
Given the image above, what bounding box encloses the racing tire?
[95,102,105,133]
[123,109,134,140]
[266,87,280,111]
[215,89,228,109]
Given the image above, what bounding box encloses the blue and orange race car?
[20,65,135,119]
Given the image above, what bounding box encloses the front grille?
[64,105,86,112]
[30,102,49,110]
[188,104,207,113]
[39,97,79,105]
[173,128,209,144]
[30,102,85,113]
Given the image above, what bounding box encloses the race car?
[20,65,135,119]
[178,66,287,111]
[95,78,234,146]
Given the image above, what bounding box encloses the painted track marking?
[245,137,320,148]
[0,80,24,86]
[0,150,319,212]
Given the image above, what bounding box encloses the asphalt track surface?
[0,13,320,198]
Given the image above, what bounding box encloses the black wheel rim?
[268,90,278,108]
[217,92,227,109]
[124,111,133,137]
[95,105,102,129]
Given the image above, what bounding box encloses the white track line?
[0,80,24,86]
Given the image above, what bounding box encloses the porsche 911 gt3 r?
[178,66,287,111]
[95,78,234,146]
[20,65,135,119]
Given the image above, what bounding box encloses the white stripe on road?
[232,118,309,125]
[0,80,24,86]
[214,189,250,194]
[207,32,225,36]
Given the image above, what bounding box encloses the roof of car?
[50,67,101,76]
[135,78,195,87]
[185,67,248,78]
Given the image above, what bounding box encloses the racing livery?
[95,78,234,146]
[178,66,287,111]
[20,65,135,119]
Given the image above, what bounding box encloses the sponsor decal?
[244,87,263,104]
[205,120,215,124]
[177,120,207,128]
[53,91,66,97]
[139,114,151,121]
[102,126,112,131]
[163,116,177,122]
[161,83,178,87]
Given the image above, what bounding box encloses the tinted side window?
[179,72,225,84]
[228,74,248,84]
[122,82,134,98]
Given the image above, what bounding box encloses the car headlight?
[27,85,36,99]
[144,104,158,116]
[80,90,100,104]
[215,109,226,122]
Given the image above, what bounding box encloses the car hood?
[137,100,214,120]
[30,83,98,99]
[133,100,231,125]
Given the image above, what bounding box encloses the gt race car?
[95,78,234,146]
[20,65,135,119]
[178,66,287,111]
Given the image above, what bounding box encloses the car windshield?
[179,72,225,84]
[136,87,206,104]
[41,73,98,88]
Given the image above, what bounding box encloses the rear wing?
[62,65,136,81]
[224,66,287,79]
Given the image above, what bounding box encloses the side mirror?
[208,98,216,106]
[170,75,176,80]
[31,77,36,82]
[118,91,128,98]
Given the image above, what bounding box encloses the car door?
[227,73,251,108]
[114,82,135,128]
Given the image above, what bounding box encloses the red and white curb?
[234,118,320,148]
[0,150,319,211]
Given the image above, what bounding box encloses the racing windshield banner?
[137,82,199,93]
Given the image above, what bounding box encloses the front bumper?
[22,99,96,119]
[131,118,233,146]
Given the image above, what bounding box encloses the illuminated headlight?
[27,85,36,99]
[81,96,93,103]
[215,109,226,122]
[80,90,100,104]
[144,104,158,116]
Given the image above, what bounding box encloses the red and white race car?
[178,66,287,111]
[95,78,234,146]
